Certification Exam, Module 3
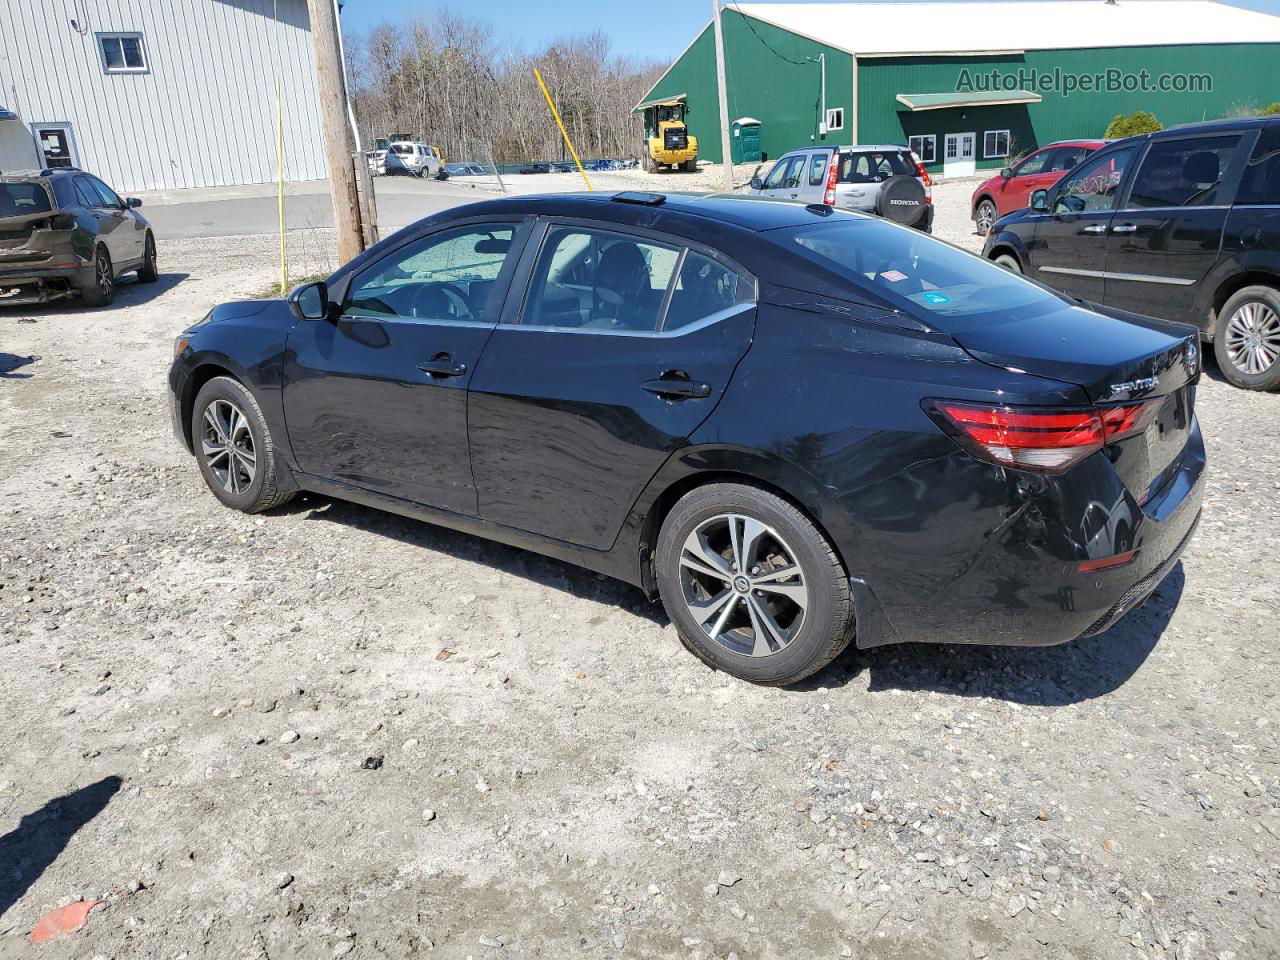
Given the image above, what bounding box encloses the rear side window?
[1127,135,1240,209]
[1236,126,1280,205]
[808,153,829,186]
[1046,146,1093,172]
[785,218,1064,328]
[0,182,53,216]
[522,227,680,333]
[839,151,914,184]
[663,252,755,332]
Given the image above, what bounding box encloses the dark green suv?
[0,167,157,308]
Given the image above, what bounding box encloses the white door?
[943,132,976,178]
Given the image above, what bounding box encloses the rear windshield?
[0,182,53,217]
[839,151,914,184]
[784,217,1066,329]
[391,144,412,154]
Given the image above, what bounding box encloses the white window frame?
[824,108,844,132]
[984,129,1011,160]
[909,135,936,165]
[97,32,148,74]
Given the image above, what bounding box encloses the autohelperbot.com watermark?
[956,66,1213,98]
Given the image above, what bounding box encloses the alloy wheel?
[200,399,257,495]
[1225,300,1280,376]
[976,201,996,235]
[96,253,112,298]
[678,513,807,658]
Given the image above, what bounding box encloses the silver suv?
[748,145,933,231]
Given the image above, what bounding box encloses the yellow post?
[534,67,592,192]
[276,75,287,294]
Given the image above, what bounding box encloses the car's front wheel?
[993,252,1021,274]
[655,483,855,685]
[1214,285,1280,391]
[975,199,998,236]
[191,376,295,513]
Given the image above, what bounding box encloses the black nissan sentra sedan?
[168,192,1204,685]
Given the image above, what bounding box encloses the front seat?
[592,241,650,329]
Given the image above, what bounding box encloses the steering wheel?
[409,281,474,321]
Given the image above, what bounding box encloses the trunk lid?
[951,302,1200,499]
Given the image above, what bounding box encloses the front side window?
[345,224,517,321]
[99,33,147,73]
[785,218,1065,328]
[1126,135,1240,209]
[1012,150,1049,177]
[984,130,1011,159]
[1053,146,1137,214]
[521,227,679,333]
[762,155,797,190]
[909,135,936,165]
[86,176,123,208]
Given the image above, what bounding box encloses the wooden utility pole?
[305,0,363,262]
[711,0,733,191]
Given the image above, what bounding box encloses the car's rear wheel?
[993,252,1021,274]
[655,483,855,685]
[1214,286,1280,390]
[191,376,295,513]
[975,199,998,236]
[80,246,114,307]
[137,233,158,283]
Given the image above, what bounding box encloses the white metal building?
[0,0,328,192]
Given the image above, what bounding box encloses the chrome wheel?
[976,200,996,235]
[1225,301,1280,376]
[200,399,256,495]
[678,514,807,658]
[95,253,112,297]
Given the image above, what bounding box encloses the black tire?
[137,233,158,283]
[993,252,1022,274]
[655,483,855,686]
[974,198,998,236]
[682,159,697,172]
[191,376,295,513]
[80,245,114,307]
[1212,285,1280,391]
[874,175,927,225]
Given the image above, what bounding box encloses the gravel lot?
[2,179,1279,960]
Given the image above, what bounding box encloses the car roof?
[1104,116,1277,148]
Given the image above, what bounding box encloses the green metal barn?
[640,0,1280,175]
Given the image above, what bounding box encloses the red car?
[971,139,1107,235]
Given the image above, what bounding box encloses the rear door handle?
[417,355,467,378]
[1080,223,1109,235]
[642,376,711,400]
[1111,223,1138,234]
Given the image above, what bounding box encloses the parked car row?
[983,116,1280,390]
[0,166,156,307]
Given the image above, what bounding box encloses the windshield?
[784,218,1067,330]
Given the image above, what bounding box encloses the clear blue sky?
[340,0,1280,60]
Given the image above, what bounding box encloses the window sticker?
[879,270,908,282]
[921,291,951,304]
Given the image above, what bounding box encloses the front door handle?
[642,375,711,400]
[1080,223,1109,235]
[1111,223,1138,234]
[418,354,467,378]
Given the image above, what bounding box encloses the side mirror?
[126,197,143,208]
[290,280,330,320]
[1000,167,1013,181]
[1029,189,1049,213]
[749,177,763,190]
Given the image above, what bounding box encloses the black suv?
[0,167,157,307]
[983,118,1280,390]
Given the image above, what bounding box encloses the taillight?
[909,150,933,202]
[925,399,1161,474]
[823,151,839,206]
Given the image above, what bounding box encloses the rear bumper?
[0,263,93,304]
[854,418,1206,648]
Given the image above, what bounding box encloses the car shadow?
[0,272,187,317]
[803,564,1185,705]
[279,494,669,626]
[0,775,123,921]
[0,353,36,379]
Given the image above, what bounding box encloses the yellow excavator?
[641,98,698,172]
